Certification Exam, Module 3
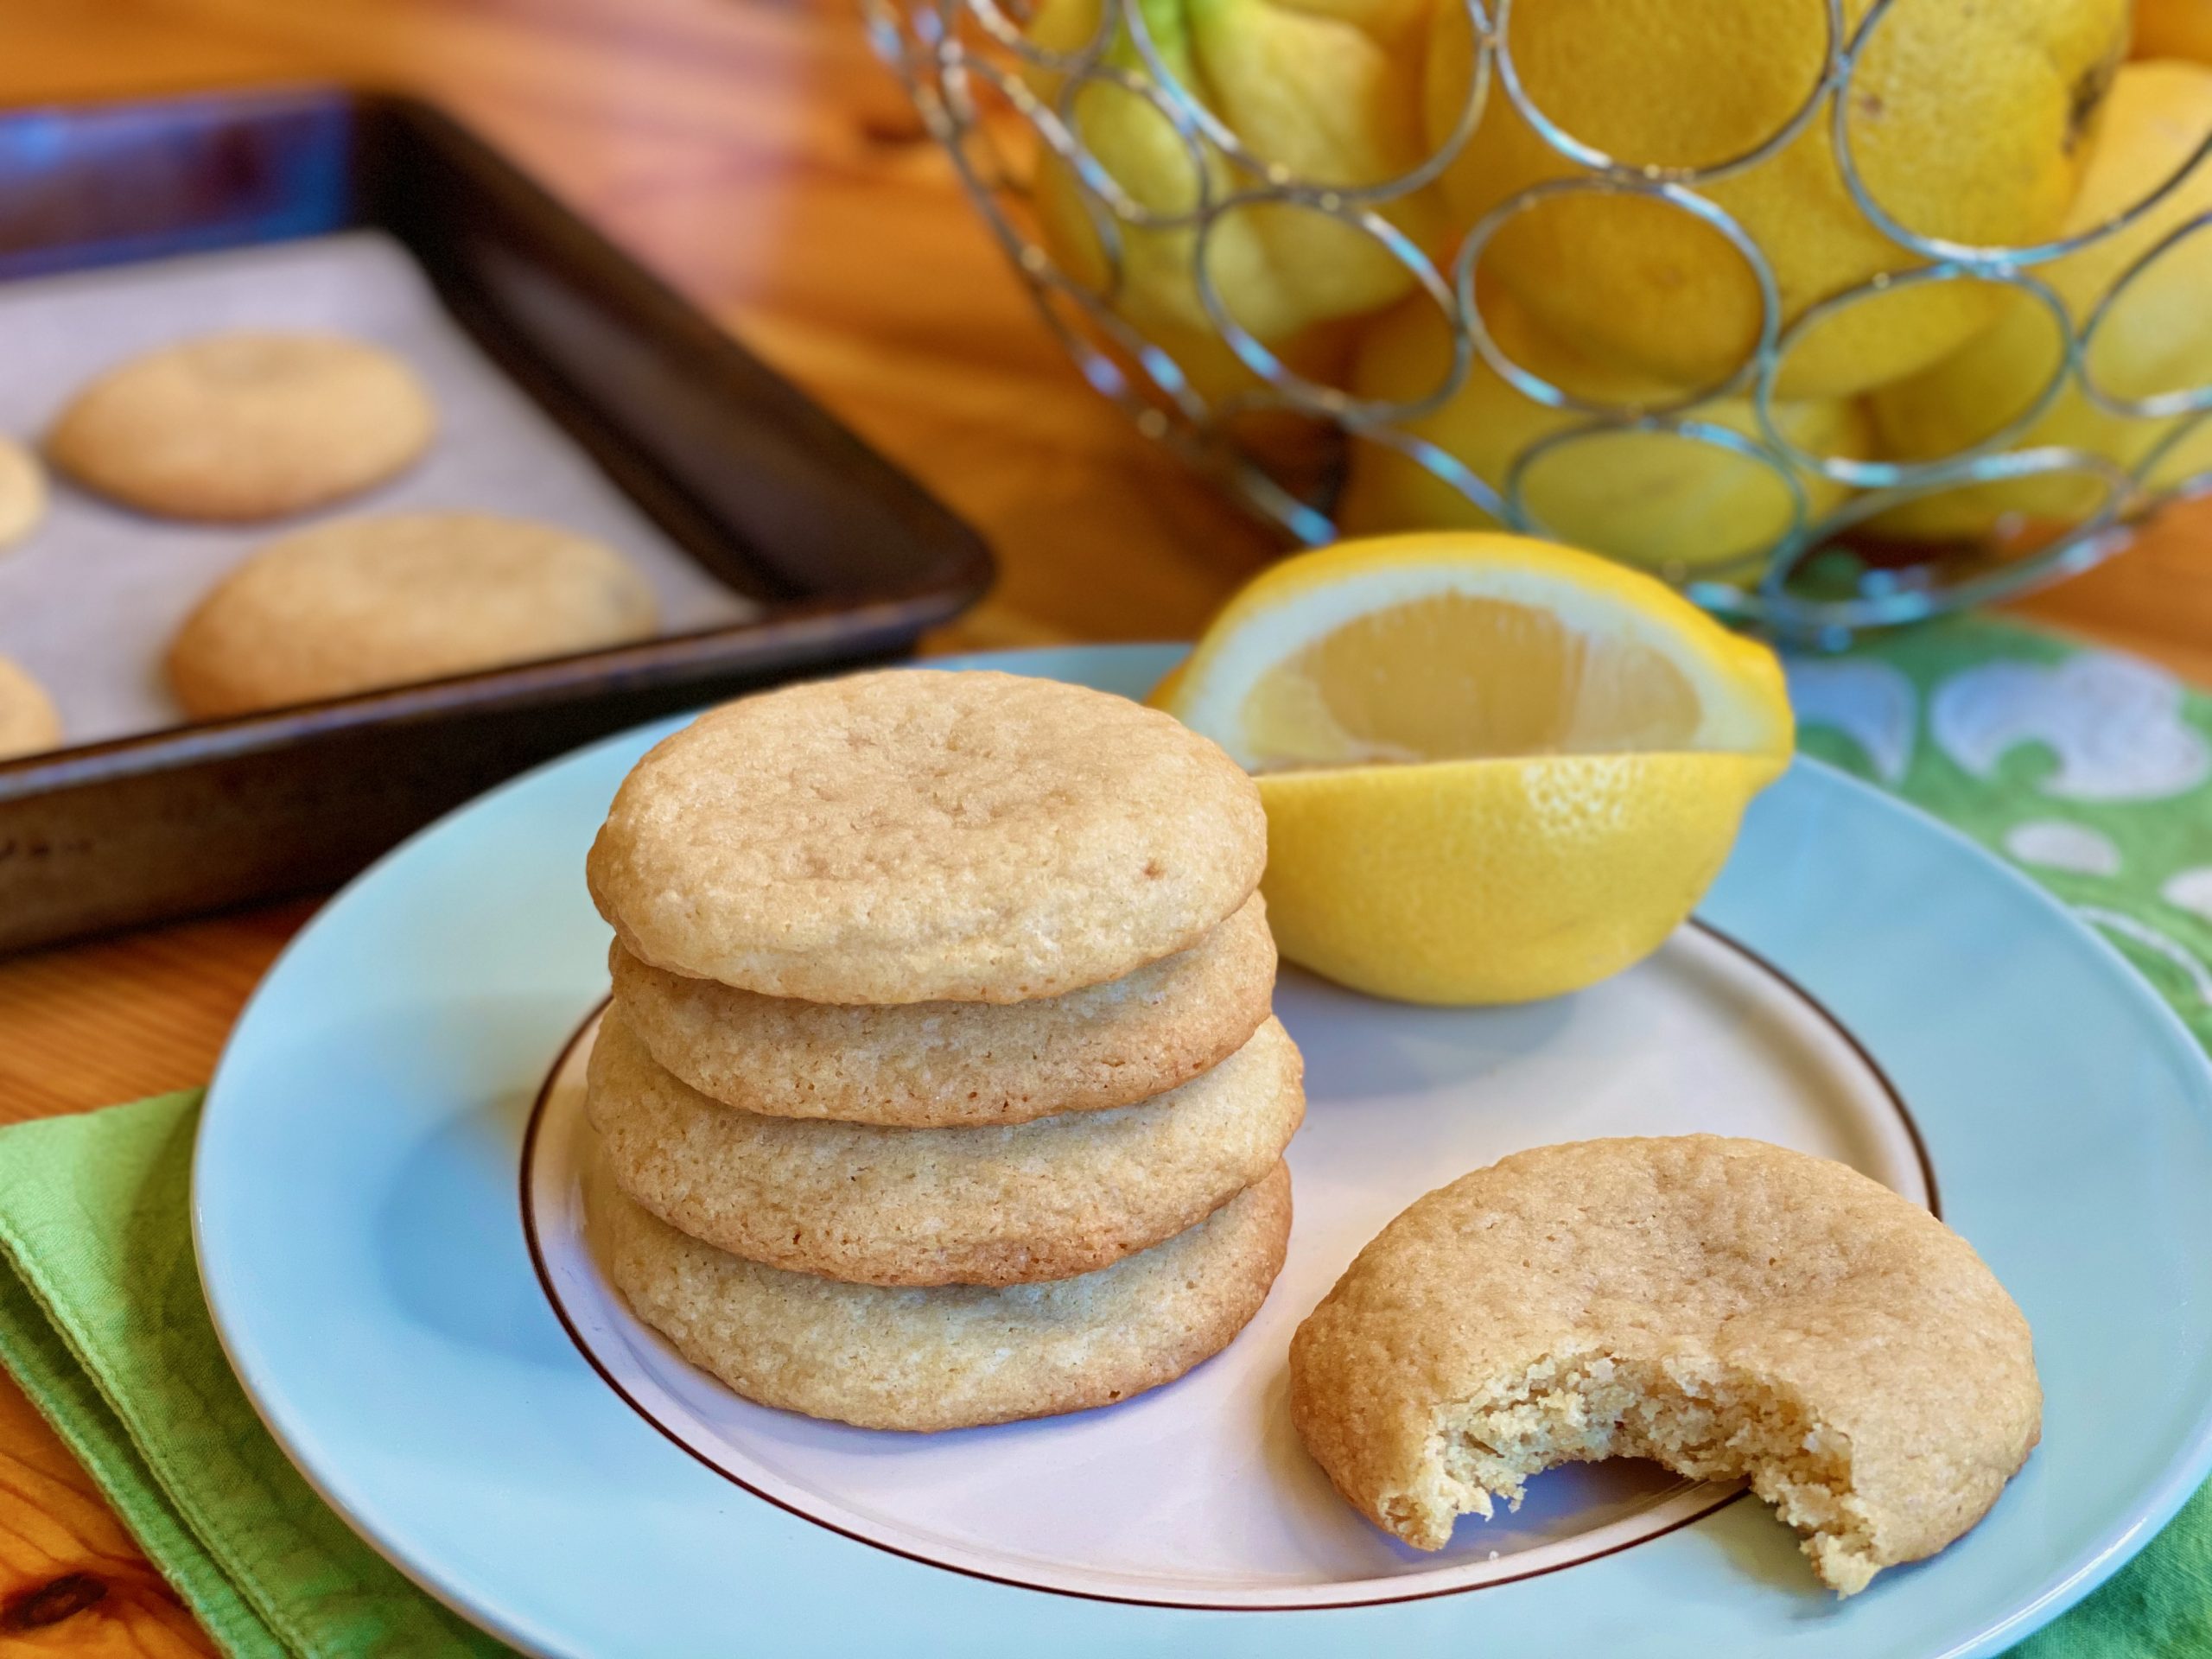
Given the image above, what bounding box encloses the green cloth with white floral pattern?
[1789,614,2212,1656]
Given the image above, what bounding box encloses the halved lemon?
[1154,532,1794,1004]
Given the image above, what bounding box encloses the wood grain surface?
[1,0,2209,1651]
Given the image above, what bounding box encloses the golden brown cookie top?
[0,656,60,760]
[47,331,434,522]
[1291,1135,2039,1592]
[588,669,1267,1003]
[167,512,658,718]
[0,437,48,551]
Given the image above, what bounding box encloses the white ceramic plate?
[196,645,2212,1657]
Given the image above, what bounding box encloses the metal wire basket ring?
[1317,288,1481,428]
[1831,0,2212,270]
[1753,263,2079,490]
[1448,173,1783,417]
[1751,446,2136,638]
[2078,207,2212,422]
[1334,410,1515,522]
[1384,0,1497,206]
[1488,0,1844,188]
[1032,268,1218,427]
[1504,413,1814,587]
[2138,407,2212,499]
[961,0,1116,75]
[924,55,1139,305]
[1112,0,1491,202]
[1192,190,1465,423]
[1043,57,1224,232]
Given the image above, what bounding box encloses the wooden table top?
[3,0,2209,1649]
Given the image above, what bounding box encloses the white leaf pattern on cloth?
[2078,906,2212,1006]
[1784,658,1917,785]
[1933,655,2211,803]
[2162,868,2212,925]
[2005,820,2122,877]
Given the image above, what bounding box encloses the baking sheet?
[0,230,758,747]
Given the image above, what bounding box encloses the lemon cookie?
[588,669,1267,1004]
[1289,1136,2038,1595]
[47,332,434,521]
[168,512,658,717]
[0,657,60,760]
[0,437,47,550]
[588,1006,1302,1285]
[610,892,1276,1127]
[607,1160,1292,1431]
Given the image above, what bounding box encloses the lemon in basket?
[1425,0,2130,400]
[1024,0,1444,347]
[1866,60,2212,540]
[1153,533,1794,1004]
[1337,288,1867,574]
[2138,0,2212,62]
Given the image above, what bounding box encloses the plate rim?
[189,640,2212,1659]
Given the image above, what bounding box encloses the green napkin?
[0,1093,508,1657]
[0,613,2209,1656]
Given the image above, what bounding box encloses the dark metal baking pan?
[0,85,993,954]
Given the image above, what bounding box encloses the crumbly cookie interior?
[1404,1352,1883,1595]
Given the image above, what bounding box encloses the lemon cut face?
[1157,533,1795,1005]
[1168,533,1793,774]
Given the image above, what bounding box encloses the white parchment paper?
[0,230,758,747]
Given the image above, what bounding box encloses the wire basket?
[868,0,2212,643]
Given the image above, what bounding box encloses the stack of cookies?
[582,668,1302,1432]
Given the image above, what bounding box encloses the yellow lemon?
[1154,533,1793,1004]
[1027,0,1446,350]
[1425,0,2128,400]
[2138,0,2212,62]
[1338,287,1866,572]
[1866,60,2212,539]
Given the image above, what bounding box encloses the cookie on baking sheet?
[610,892,1277,1127]
[167,512,658,718]
[586,669,1267,1005]
[0,436,47,550]
[1288,1135,2039,1595]
[605,1159,1291,1431]
[588,1005,1302,1286]
[46,332,434,522]
[0,657,60,760]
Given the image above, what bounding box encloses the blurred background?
[10,0,2210,681]
[4,0,1287,653]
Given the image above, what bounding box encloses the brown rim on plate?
[516,917,1933,1611]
